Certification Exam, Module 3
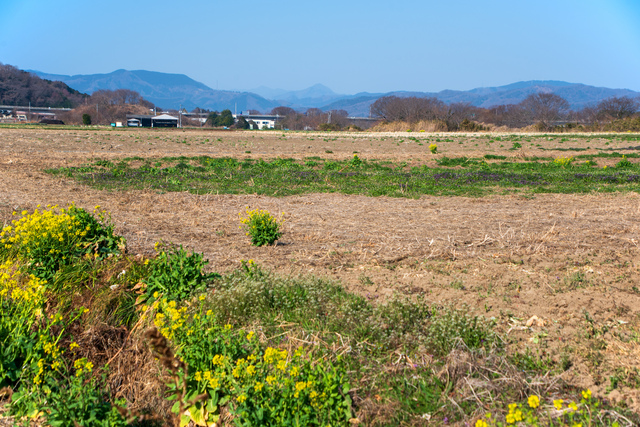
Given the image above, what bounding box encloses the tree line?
[368,93,640,131]
[58,89,156,125]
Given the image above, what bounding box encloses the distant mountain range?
[249,84,347,109]
[320,81,640,116]
[30,69,278,112]
[29,69,639,116]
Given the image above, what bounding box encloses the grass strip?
[47,155,640,197]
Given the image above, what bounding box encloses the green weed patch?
[48,155,640,198]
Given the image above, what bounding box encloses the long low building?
[233,113,282,129]
[126,114,178,127]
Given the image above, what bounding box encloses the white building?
[233,113,281,129]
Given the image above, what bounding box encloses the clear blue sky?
[1,0,639,94]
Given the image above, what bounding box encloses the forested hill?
[0,63,87,108]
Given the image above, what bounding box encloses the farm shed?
[151,114,178,127]
[126,114,178,128]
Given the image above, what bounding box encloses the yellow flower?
[290,366,299,377]
[528,395,540,409]
[237,394,247,403]
[199,294,206,301]
[224,324,232,330]
[581,389,592,400]
[254,382,263,392]
[568,401,578,411]
[475,420,488,427]
[266,375,276,385]
[246,365,256,376]
[246,331,255,341]
[194,371,202,382]
[514,410,523,422]
[553,399,563,410]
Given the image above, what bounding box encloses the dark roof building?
[126,114,178,128]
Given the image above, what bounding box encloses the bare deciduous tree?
[520,93,570,128]
[595,96,639,121]
[370,96,446,122]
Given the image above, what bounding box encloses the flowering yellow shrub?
[0,259,46,309]
[239,208,283,246]
[554,156,574,167]
[0,204,123,280]
[152,297,352,426]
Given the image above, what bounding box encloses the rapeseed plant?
[475,390,622,426]
[554,156,574,167]
[239,208,283,246]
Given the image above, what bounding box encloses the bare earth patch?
[2,127,640,413]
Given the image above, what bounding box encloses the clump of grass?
[427,305,498,356]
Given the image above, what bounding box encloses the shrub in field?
[150,297,352,427]
[553,156,574,167]
[350,153,362,167]
[0,205,124,281]
[427,306,497,356]
[143,243,220,302]
[429,143,438,154]
[616,155,633,168]
[239,209,283,246]
[459,119,487,132]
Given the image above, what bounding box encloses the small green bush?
[616,155,633,168]
[239,209,283,246]
[143,243,219,302]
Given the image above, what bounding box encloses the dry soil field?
[2,126,640,418]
